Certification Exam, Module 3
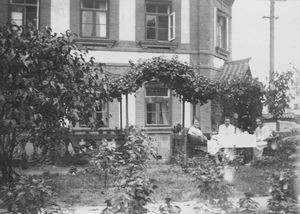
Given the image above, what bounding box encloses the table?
[207,133,257,156]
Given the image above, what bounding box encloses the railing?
[67,128,125,150]
[170,129,211,160]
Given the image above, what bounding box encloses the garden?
[0,24,299,214]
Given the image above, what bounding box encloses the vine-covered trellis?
[102,56,294,130]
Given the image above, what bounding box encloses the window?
[216,11,228,50]
[145,2,175,41]
[81,0,108,38]
[10,0,39,28]
[145,82,171,126]
[79,101,109,127]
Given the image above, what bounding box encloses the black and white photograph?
[0,0,299,213]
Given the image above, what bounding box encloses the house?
[0,0,240,160]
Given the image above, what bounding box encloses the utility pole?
[263,0,286,82]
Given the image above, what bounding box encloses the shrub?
[89,139,120,188]
[181,155,233,211]
[267,169,298,214]
[0,175,58,214]
[112,174,157,214]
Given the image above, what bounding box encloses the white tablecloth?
[207,133,257,155]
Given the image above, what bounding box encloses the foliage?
[265,71,294,118]
[250,156,291,172]
[113,174,157,214]
[89,139,120,188]
[238,192,259,213]
[251,134,298,171]
[107,56,217,104]
[173,123,183,134]
[275,135,298,162]
[179,155,233,211]
[0,24,108,182]
[87,128,158,213]
[109,128,157,213]
[117,128,158,173]
[215,76,265,132]
[0,175,58,214]
[267,169,298,214]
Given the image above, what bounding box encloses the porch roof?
[217,57,252,81]
[264,112,300,120]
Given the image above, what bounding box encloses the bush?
[111,174,157,214]
[0,175,59,214]
[180,155,233,211]
[267,169,298,214]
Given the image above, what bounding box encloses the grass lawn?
[37,163,272,207]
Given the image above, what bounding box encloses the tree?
[0,24,108,182]
[265,71,295,118]
[216,77,265,132]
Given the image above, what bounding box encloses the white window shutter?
[168,12,175,41]
[226,16,229,50]
[214,7,217,47]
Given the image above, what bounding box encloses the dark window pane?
[12,0,25,3]
[95,0,107,10]
[147,113,156,124]
[82,0,94,8]
[157,5,169,14]
[147,103,155,111]
[26,6,37,26]
[146,15,156,27]
[26,0,37,4]
[146,87,168,96]
[146,4,156,13]
[82,11,93,23]
[81,24,93,36]
[158,28,168,41]
[146,28,156,40]
[158,16,168,28]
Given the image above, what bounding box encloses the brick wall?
[40,0,51,27]
[0,0,9,25]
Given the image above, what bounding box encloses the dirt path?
[56,198,270,214]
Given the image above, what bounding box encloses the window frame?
[80,0,109,39]
[144,1,175,42]
[216,9,228,50]
[144,82,172,127]
[9,0,39,28]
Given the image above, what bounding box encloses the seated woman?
[187,117,208,154]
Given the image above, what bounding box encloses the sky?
[232,0,300,83]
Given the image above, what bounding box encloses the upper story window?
[216,10,228,50]
[10,0,39,28]
[81,0,108,38]
[145,82,171,126]
[145,2,175,41]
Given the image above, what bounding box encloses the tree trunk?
[0,132,19,183]
[0,155,17,183]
